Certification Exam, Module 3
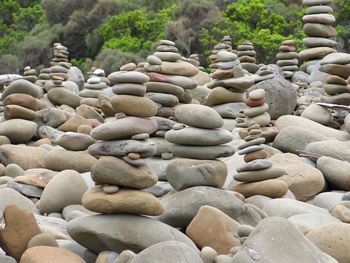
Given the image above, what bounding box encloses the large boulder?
[248,65,297,119]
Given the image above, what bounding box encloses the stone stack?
[276,40,299,79]
[144,40,199,118]
[209,36,234,71]
[205,50,255,128]
[221,35,233,51]
[237,41,258,73]
[236,89,271,128]
[50,43,70,67]
[231,125,287,198]
[165,104,235,190]
[299,0,337,67]
[319,53,350,105]
[188,54,200,68]
[23,66,38,83]
[89,68,110,86]
[83,70,164,216]
[79,76,107,99]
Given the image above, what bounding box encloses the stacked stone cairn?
[50,43,70,67]
[188,54,200,68]
[231,124,288,198]
[276,40,299,79]
[319,53,350,105]
[205,50,254,128]
[299,0,337,67]
[89,68,110,86]
[209,36,234,71]
[144,40,199,118]
[83,70,164,217]
[79,76,107,99]
[237,41,258,73]
[165,104,235,190]
[23,66,38,83]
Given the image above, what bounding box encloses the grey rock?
[7,181,43,198]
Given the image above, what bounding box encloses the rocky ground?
[1,9,350,261]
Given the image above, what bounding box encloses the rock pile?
[319,53,350,105]
[165,104,234,190]
[79,76,107,99]
[232,124,287,198]
[237,40,258,73]
[50,43,69,67]
[144,40,199,118]
[23,66,38,83]
[299,0,337,66]
[276,40,299,79]
[209,36,234,71]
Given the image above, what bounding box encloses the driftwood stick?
[296,150,322,162]
[317,103,350,112]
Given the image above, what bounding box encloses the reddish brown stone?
[246,98,265,107]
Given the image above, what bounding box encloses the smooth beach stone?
[306,5,333,15]
[20,246,87,263]
[68,214,197,254]
[236,160,273,172]
[277,59,299,67]
[1,79,43,99]
[112,83,146,96]
[270,153,325,201]
[275,115,350,140]
[146,92,179,107]
[146,81,184,96]
[108,71,149,85]
[44,149,97,173]
[83,82,107,90]
[324,84,350,95]
[111,95,157,117]
[0,255,16,263]
[130,241,202,263]
[0,205,41,261]
[88,139,157,159]
[165,127,233,146]
[90,117,157,140]
[7,181,43,198]
[175,104,224,129]
[243,104,269,118]
[82,187,164,215]
[327,75,348,85]
[186,206,241,254]
[38,170,88,214]
[245,112,271,127]
[217,50,238,61]
[48,88,81,108]
[154,52,181,62]
[147,55,162,65]
[288,213,341,234]
[301,104,332,125]
[4,105,37,120]
[0,145,47,170]
[146,73,197,90]
[156,44,178,52]
[156,186,262,228]
[306,223,350,263]
[303,23,337,38]
[145,61,199,77]
[0,119,37,144]
[303,0,331,5]
[302,14,335,24]
[317,156,350,191]
[205,87,245,106]
[231,217,336,263]
[238,145,264,155]
[36,108,67,128]
[238,138,266,150]
[0,187,39,216]
[27,233,59,248]
[209,76,254,91]
[320,52,350,65]
[171,144,235,159]
[234,166,285,183]
[79,89,104,98]
[91,156,157,189]
[3,93,44,111]
[230,179,288,198]
[272,126,328,154]
[320,64,350,79]
[276,51,299,60]
[263,199,329,218]
[55,132,94,151]
[249,89,265,100]
[303,37,338,48]
[212,102,246,119]
[37,126,64,142]
[120,62,137,71]
[321,93,350,105]
[166,159,227,191]
[299,47,336,62]
[306,140,350,162]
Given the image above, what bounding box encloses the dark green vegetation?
[1,0,349,74]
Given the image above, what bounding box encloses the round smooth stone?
[155,44,178,53]
[108,71,150,85]
[303,0,331,5]
[1,79,43,100]
[165,127,233,146]
[87,77,101,84]
[146,93,179,107]
[320,53,350,66]
[160,39,176,46]
[306,5,333,14]
[147,55,162,65]
[244,103,269,118]
[245,112,271,127]
[175,104,224,129]
[131,133,150,140]
[217,51,238,62]
[233,166,286,183]
[276,52,299,60]
[246,98,265,107]
[244,149,269,162]
[205,87,245,106]
[277,59,299,67]
[48,88,81,108]
[120,63,137,71]
[83,82,107,90]
[303,37,338,48]
[146,82,184,96]
[82,187,164,215]
[112,83,146,96]
[324,84,350,96]
[154,52,181,62]
[171,145,235,160]
[238,138,266,150]
[236,159,273,172]
[102,185,120,194]
[79,89,104,98]
[327,75,348,85]
[111,95,158,117]
[302,14,335,25]
[320,64,350,79]
[303,23,337,38]
[231,179,288,198]
[238,145,264,155]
